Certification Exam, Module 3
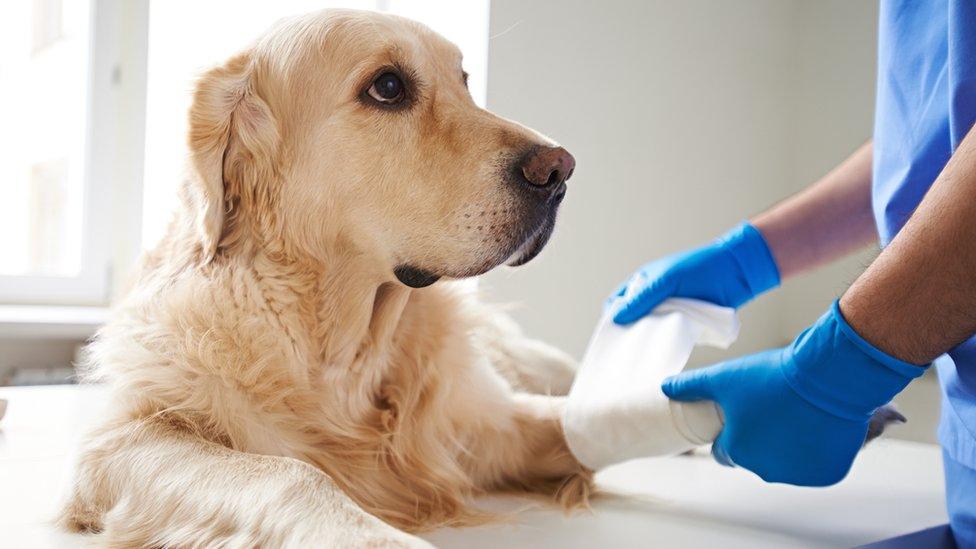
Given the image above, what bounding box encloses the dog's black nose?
[518,146,575,189]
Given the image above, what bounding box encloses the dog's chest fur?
[94,252,497,527]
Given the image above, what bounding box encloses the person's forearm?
[841,127,976,365]
[751,142,877,279]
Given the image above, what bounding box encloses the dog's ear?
[186,52,279,261]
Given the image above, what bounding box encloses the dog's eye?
[368,72,405,104]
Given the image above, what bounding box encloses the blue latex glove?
[611,222,780,325]
[663,301,928,486]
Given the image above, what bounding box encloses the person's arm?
[610,141,876,324]
[842,127,976,364]
[753,142,877,279]
[662,131,976,486]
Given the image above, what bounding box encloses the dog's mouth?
[394,182,565,288]
[504,179,565,267]
[504,206,558,267]
[394,215,558,288]
[393,265,442,288]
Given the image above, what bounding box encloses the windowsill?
[0,305,108,340]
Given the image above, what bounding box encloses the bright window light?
[0,0,91,277]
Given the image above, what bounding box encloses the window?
[32,0,66,53]
[0,0,106,304]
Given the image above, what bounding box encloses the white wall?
[780,0,879,337]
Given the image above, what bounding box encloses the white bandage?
[563,298,738,470]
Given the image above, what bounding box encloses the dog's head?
[185,9,574,287]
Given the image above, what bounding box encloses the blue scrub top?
[874,0,976,469]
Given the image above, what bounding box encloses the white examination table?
[0,385,948,548]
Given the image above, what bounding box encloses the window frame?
[0,0,149,306]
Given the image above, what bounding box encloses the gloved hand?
[662,301,928,486]
[610,222,780,325]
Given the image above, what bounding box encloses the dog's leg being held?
[452,358,593,511]
[61,417,431,548]
[474,307,577,396]
[505,393,595,509]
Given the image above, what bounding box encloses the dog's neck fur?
[222,219,416,376]
[307,254,413,371]
[152,178,426,406]
[118,202,488,529]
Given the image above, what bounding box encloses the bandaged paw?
[563,299,738,469]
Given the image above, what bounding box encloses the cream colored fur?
[61,9,589,548]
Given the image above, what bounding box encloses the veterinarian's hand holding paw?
[610,222,780,325]
[662,300,928,486]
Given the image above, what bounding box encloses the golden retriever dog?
[61,8,589,547]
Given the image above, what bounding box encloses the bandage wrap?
[563,299,738,469]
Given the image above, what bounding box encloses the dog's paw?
[509,338,578,396]
[864,403,907,445]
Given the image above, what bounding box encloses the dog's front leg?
[61,417,431,548]
[474,307,578,395]
[505,393,595,507]
[457,371,594,509]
